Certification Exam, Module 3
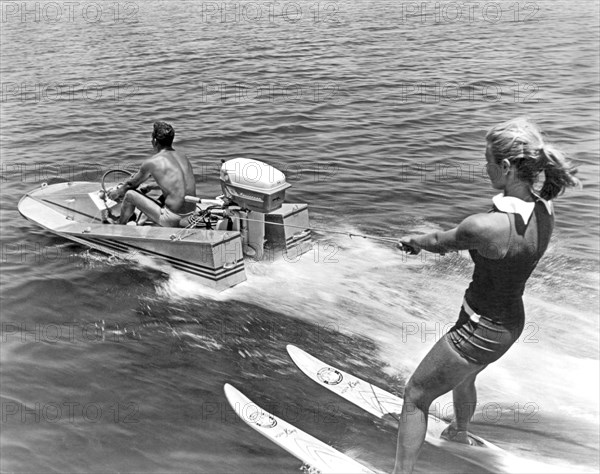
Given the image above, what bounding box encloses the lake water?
[1,0,599,472]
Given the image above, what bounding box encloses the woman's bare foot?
[440,424,475,445]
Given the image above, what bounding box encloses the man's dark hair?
[152,121,175,147]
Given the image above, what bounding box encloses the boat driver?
[107,121,197,226]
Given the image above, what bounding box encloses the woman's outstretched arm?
[399,213,509,256]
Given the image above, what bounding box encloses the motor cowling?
[220,158,291,213]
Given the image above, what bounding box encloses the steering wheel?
[101,169,135,199]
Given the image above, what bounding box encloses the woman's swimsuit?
[446,193,554,365]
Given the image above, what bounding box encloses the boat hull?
[18,182,247,290]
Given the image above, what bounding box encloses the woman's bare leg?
[392,336,485,474]
[453,371,480,431]
[440,368,487,444]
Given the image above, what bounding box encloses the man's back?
[146,150,196,214]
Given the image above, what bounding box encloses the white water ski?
[223,383,376,474]
[286,345,571,474]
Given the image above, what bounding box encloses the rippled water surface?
[1,1,599,473]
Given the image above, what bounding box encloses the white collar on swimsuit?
[492,193,552,224]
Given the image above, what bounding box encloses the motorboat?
[18,158,312,290]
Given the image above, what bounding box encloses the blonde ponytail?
[486,118,581,200]
[539,144,581,200]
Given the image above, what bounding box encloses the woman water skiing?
[393,118,580,474]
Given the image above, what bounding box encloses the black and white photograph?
[1,1,598,472]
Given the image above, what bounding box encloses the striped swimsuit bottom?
[446,299,525,365]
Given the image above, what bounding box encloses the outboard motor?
[220,158,292,258]
[220,158,291,212]
[185,158,310,261]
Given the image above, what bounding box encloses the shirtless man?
[108,121,197,226]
